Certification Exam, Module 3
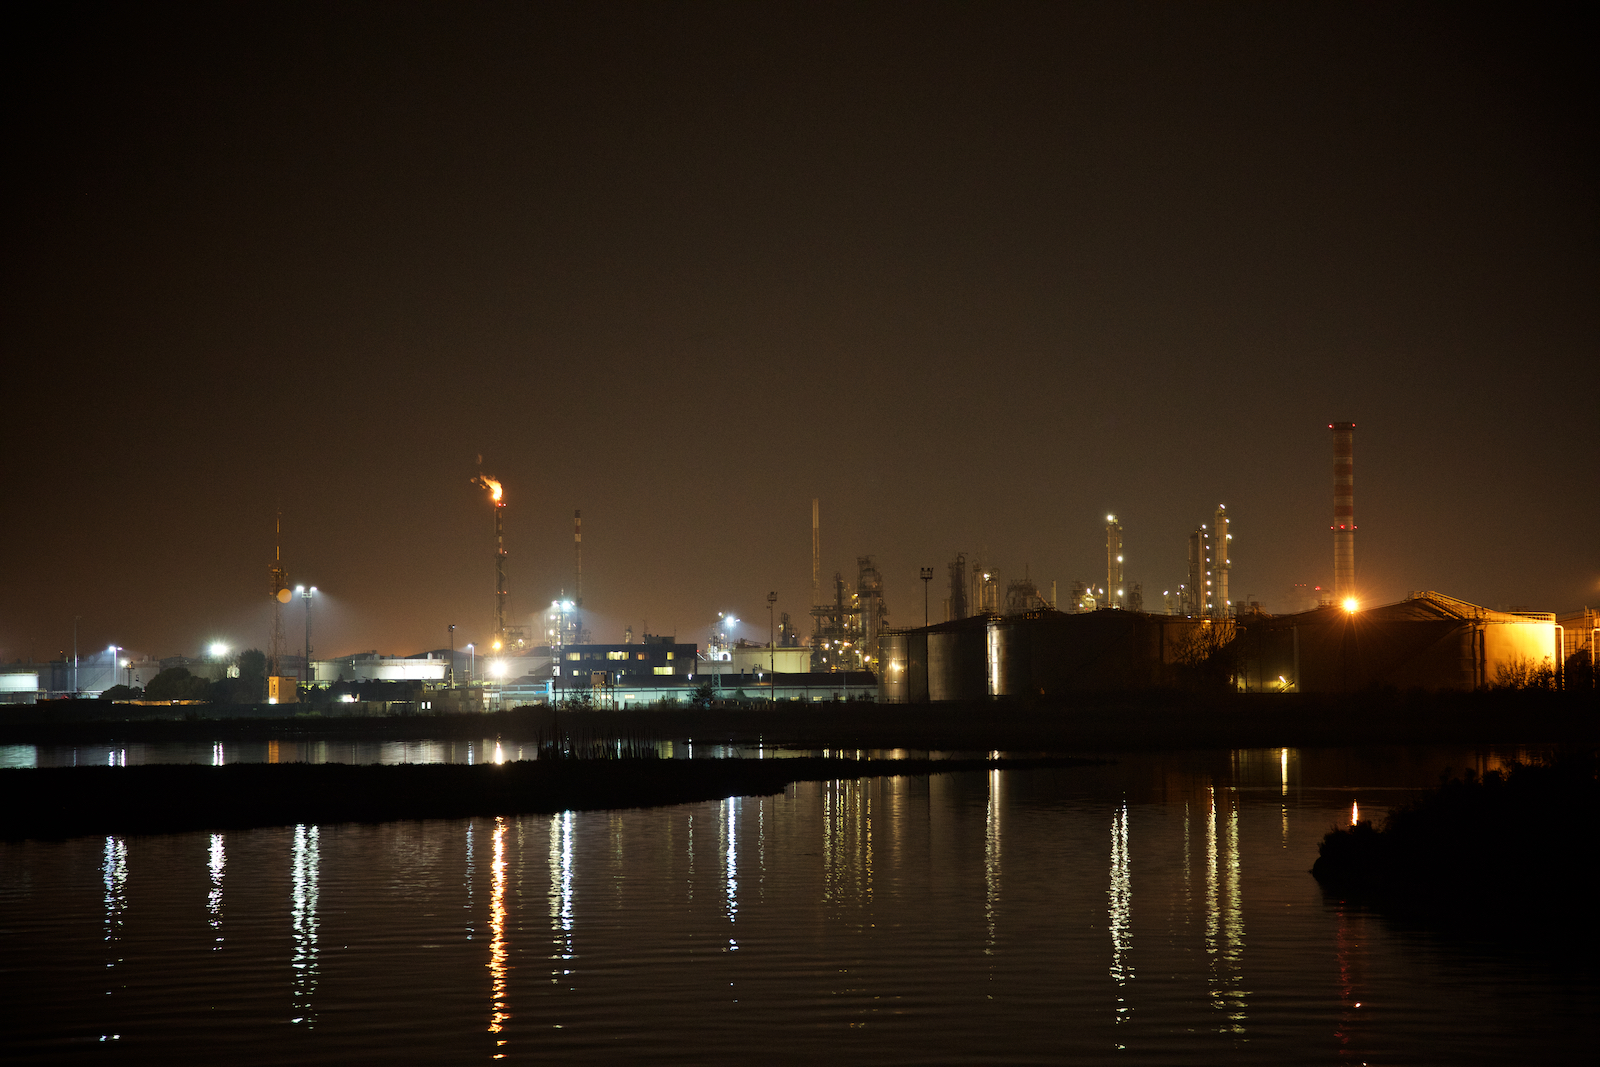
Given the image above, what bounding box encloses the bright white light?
[490,660,508,678]
[339,694,357,703]
[295,585,304,594]
[1342,597,1359,613]
[209,642,229,657]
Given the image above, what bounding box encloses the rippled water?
[2,747,1592,1064]
[1,738,795,768]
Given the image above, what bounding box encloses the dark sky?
[4,1,1595,663]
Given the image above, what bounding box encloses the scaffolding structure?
[810,556,890,671]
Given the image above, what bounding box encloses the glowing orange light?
[1342,597,1359,613]
[488,816,509,1043]
[474,473,504,504]
[1351,801,1360,825]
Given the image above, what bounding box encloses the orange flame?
[475,474,504,504]
[1351,801,1360,825]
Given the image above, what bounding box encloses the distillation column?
[1106,515,1124,608]
[1213,504,1230,617]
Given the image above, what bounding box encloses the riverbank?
[1312,751,1598,935]
[4,688,1596,752]
[0,755,1094,840]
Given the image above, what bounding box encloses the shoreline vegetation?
[1312,750,1599,935]
[0,756,1094,840]
[2,688,1596,752]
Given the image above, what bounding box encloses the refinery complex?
[4,423,1593,708]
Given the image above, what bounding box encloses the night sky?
[5,2,1595,664]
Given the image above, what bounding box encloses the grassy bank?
[1312,750,1598,932]
[4,688,1596,752]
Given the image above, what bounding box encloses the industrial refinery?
[4,424,1591,709]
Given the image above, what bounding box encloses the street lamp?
[296,585,317,687]
[107,645,120,693]
[467,643,475,686]
[919,567,934,628]
[448,623,456,688]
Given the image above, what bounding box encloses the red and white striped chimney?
[1329,422,1355,604]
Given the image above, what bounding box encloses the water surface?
[2,746,1590,1064]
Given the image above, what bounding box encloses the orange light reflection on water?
[488,816,509,1055]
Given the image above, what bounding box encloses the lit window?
[653,666,673,676]
[607,651,627,661]
[566,652,580,661]
[666,652,674,660]
[637,652,646,660]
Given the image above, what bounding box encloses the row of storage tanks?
[879,595,1570,700]
[878,610,1214,701]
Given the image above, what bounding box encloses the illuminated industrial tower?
[1105,515,1124,608]
[1213,504,1230,617]
[1329,422,1356,606]
[473,466,509,648]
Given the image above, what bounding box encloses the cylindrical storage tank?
[988,617,1031,698]
[878,631,910,703]
[928,624,987,701]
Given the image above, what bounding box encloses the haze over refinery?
[3,3,1595,662]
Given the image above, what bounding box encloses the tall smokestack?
[1329,422,1355,603]
[574,510,582,608]
[811,498,820,607]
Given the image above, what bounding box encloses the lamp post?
[919,567,934,628]
[448,623,456,688]
[766,591,777,704]
[107,645,120,693]
[73,616,80,695]
[467,643,475,686]
[296,585,317,688]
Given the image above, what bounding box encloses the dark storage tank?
[928,620,988,702]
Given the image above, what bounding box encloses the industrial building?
[1239,592,1562,693]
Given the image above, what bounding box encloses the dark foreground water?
[2,746,1592,1064]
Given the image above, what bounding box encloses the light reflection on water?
[723,797,739,951]
[10,738,1050,768]
[487,816,508,1052]
[290,824,319,1026]
[3,747,1594,1065]
[207,833,225,947]
[1108,799,1131,1024]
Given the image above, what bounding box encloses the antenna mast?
[269,509,288,676]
